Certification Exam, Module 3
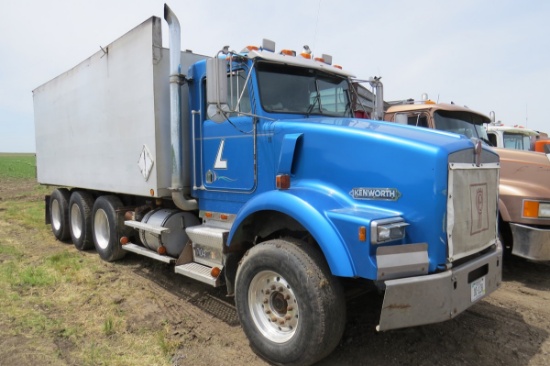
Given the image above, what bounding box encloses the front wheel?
[235,239,346,366]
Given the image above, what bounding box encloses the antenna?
[313,0,321,51]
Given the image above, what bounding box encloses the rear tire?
[235,239,346,366]
[50,188,71,242]
[69,190,95,250]
[92,195,127,262]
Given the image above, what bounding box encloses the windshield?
[433,110,490,143]
[503,132,532,150]
[256,62,352,117]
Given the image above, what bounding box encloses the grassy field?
[0,154,48,227]
[0,155,183,365]
[0,153,37,179]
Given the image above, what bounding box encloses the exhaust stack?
[369,76,384,120]
[164,4,197,211]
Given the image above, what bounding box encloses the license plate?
[471,276,486,302]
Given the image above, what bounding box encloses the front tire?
[235,239,346,366]
[92,195,127,262]
[69,190,95,250]
[50,188,71,241]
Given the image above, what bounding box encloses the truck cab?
[486,123,539,151]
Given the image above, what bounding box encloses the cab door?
[201,70,256,193]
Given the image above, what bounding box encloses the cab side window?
[408,115,428,128]
[228,70,251,115]
[487,133,497,147]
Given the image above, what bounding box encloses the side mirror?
[206,58,230,123]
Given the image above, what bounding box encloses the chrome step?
[124,220,170,235]
[121,243,175,264]
[175,262,223,287]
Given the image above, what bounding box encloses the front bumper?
[510,223,550,261]
[377,243,502,331]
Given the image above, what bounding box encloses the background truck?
[485,120,550,154]
[535,139,550,153]
[485,122,540,151]
[377,92,550,262]
[33,5,502,365]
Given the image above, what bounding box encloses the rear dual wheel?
[92,195,127,262]
[69,190,95,250]
[50,190,127,261]
[50,188,71,241]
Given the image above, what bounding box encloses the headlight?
[539,203,550,218]
[371,218,409,245]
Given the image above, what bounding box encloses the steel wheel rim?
[248,270,299,343]
[70,204,83,239]
[94,208,110,250]
[51,199,61,231]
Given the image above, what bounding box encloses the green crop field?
[0,153,37,179]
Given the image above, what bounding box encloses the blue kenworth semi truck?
[33,5,502,366]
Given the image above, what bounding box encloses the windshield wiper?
[306,94,320,117]
[479,137,493,146]
[306,80,321,118]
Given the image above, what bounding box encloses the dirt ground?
[1,178,549,366]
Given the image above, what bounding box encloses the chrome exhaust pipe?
[164,3,197,210]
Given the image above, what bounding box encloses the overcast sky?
[1,0,548,152]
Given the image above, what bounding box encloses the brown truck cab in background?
[384,101,550,261]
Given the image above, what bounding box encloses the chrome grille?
[447,161,499,261]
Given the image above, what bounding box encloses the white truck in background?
[485,121,539,151]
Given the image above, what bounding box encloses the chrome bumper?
[377,243,502,331]
[511,223,550,261]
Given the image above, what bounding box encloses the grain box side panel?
[33,17,165,197]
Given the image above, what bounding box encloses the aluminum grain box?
[33,16,206,197]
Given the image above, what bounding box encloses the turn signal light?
[276,174,291,189]
[280,49,296,56]
[358,226,367,242]
[157,246,167,255]
[211,267,221,278]
[120,236,129,245]
[523,200,539,218]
